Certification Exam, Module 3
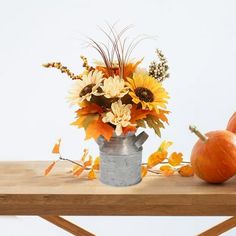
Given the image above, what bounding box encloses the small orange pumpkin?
[189,126,236,183]
[227,112,236,134]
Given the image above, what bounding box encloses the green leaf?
[145,115,165,137]
[136,119,146,128]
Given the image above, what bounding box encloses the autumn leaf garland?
[45,139,194,179]
[45,140,101,179]
[141,140,193,177]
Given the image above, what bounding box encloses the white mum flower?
[102,100,134,136]
[67,70,104,106]
[100,76,129,98]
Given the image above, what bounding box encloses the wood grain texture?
[1,161,236,215]
[198,216,236,236]
[40,216,95,236]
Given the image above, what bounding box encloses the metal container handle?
[134,131,149,149]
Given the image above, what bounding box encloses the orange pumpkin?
[227,112,236,134]
[189,126,236,183]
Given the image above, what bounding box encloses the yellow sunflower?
[127,73,169,110]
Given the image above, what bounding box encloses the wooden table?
[1,161,236,236]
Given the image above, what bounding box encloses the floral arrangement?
[43,25,195,183]
[43,26,170,140]
[42,26,236,185]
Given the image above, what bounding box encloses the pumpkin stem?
[189,125,208,142]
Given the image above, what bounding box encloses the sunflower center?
[79,84,95,97]
[134,87,154,102]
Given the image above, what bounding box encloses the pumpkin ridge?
[205,141,226,182]
[216,135,236,169]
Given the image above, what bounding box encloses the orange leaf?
[123,59,143,79]
[130,105,151,124]
[81,148,89,162]
[71,114,99,130]
[52,139,61,154]
[158,140,173,152]
[96,59,143,79]
[158,110,169,124]
[85,118,114,141]
[150,109,169,124]
[84,155,93,167]
[88,168,96,180]
[178,165,194,177]
[95,66,113,78]
[168,152,183,166]
[92,156,100,170]
[73,166,85,176]
[123,125,137,134]
[76,103,103,116]
[162,169,175,177]
[147,151,168,168]
[141,166,148,178]
[44,161,56,176]
[160,165,174,177]
[147,141,173,168]
[160,165,172,171]
[71,115,87,128]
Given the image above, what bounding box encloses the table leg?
[198,216,236,236]
[39,215,95,236]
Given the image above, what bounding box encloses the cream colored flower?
[102,100,134,136]
[67,70,104,105]
[100,76,129,98]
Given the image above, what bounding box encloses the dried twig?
[59,156,91,170]
[42,56,94,80]
[42,62,82,80]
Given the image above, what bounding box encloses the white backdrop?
[0,0,235,235]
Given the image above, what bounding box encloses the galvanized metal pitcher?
[96,131,149,186]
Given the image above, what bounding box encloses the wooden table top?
[1,161,236,216]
